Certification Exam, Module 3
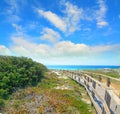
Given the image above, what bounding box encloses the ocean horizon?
[47,65,120,70]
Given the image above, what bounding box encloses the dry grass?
[3,71,95,114]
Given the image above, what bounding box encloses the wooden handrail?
[65,70,111,114]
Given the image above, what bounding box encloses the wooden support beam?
[107,78,111,87]
[98,75,102,82]
[104,90,111,109]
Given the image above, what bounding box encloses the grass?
[86,69,120,78]
[2,71,95,114]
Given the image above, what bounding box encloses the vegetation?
[3,71,95,113]
[84,69,120,90]
[86,69,120,78]
[0,56,95,113]
[0,56,47,110]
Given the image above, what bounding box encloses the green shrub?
[0,56,47,99]
[0,99,4,111]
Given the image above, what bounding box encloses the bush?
[0,56,47,99]
[0,99,4,111]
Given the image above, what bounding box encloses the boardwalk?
[56,70,120,114]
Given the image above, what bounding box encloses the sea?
[47,65,120,70]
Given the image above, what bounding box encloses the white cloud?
[7,15,21,23]
[37,9,66,32]
[53,41,89,57]
[12,36,37,51]
[4,0,20,23]
[5,0,26,14]
[27,21,39,30]
[97,21,108,27]
[40,28,61,43]
[64,2,83,34]
[0,35,119,65]
[8,36,120,65]
[5,0,19,14]
[37,1,83,34]
[37,0,108,35]
[0,45,11,55]
[3,0,26,23]
[53,41,120,58]
[11,36,50,58]
[12,46,31,56]
[12,23,23,32]
[95,0,108,28]
[91,45,120,53]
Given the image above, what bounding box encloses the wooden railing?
[59,70,120,114]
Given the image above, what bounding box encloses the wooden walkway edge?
[59,70,120,114]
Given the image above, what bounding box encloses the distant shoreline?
[47,65,120,70]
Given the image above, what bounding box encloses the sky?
[0,0,120,65]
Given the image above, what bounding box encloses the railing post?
[104,90,111,109]
[102,107,106,114]
[92,80,96,89]
[74,76,76,80]
[98,75,102,82]
[92,90,95,99]
[78,77,80,82]
[115,105,120,114]
[72,72,74,78]
[88,77,90,82]
[87,84,89,90]
[106,78,111,87]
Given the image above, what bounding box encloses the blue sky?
[0,0,120,65]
